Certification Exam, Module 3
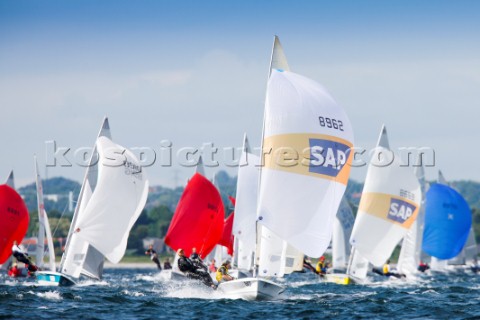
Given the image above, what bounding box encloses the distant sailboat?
[0,171,29,265]
[34,156,56,272]
[36,117,149,286]
[347,125,422,284]
[422,171,472,271]
[397,159,427,276]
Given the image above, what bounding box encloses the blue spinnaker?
[422,184,471,259]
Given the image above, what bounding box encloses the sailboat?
[396,159,427,276]
[346,125,422,284]
[231,134,259,274]
[164,157,225,274]
[36,117,149,286]
[218,36,354,299]
[34,156,56,274]
[0,171,29,271]
[422,170,472,271]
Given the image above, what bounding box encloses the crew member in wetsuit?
[11,241,37,274]
[215,260,234,283]
[163,258,172,270]
[145,244,162,270]
[177,248,216,289]
[189,247,207,271]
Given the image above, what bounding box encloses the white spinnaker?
[74,136,149,264]
[257,69,354,258]
[233,135,259,268]
[35,156,56,272]
[349,126,421,267]
[397,162,427,275]
[61,118,110,279]
[332,198,354,270]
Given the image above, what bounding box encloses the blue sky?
[1,0,480,187]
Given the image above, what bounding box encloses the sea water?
[1,268,480,319]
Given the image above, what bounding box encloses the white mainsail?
[60,118,148,279]
[397,160,427,275]
[332,198,355,270]
[35,156,56,272]
[349,125,421,273]
[232,134,259,271]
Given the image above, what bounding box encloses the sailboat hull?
[217,278,284,300]
[323,273,351,285]
[36,271,76,287]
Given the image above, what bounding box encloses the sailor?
[177,248,216,289]
[215,260,234,283]
[471,258,480,273]
[189,247,208,271]
[316,256,327,275]
[303,257,318,274]
[418,261,430,273]
[209,259,217,272]
[383,260,391,275]
[380,260,406,278]
[163,258,172,270]
[11,241,32,266]
[8,263,21,278]
[145,244,162,270]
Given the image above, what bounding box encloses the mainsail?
[232,134,260,270]
[349,125,421,272]
[165,172,225,258]
[60,118,149,279]
[0,172,29,264]
[332,198,355,270]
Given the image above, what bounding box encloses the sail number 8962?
[319,116,344,131]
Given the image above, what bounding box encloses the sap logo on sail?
[387,199,416,223]
[308,138,350,177]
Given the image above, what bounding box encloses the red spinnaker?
[219,213,234,256]
[165,173,224,258]
[0,185,29,264]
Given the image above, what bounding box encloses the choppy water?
[1,268,480,319]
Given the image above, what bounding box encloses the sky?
[1,0,480,188]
